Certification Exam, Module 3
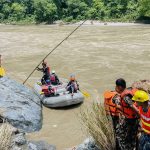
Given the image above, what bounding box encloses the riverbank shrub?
[0,0,150,24]
[81,103,116,150]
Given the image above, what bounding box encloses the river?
[0,24,150,149]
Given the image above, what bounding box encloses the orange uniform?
[119,88,138,118]
[139,106,150,134]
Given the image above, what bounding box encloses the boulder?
[76,137,100,150]
[0,77,42,132]
[132,80,150,93]
[28,141,56,150]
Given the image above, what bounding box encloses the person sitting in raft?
[42,85,56,97]
[37,61,50,85]
[66,75,79,96]
[50,70,60,85]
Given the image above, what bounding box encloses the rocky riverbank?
[0,123,56,150]
[0,77,42,132]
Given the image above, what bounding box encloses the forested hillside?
[0,0,150,24]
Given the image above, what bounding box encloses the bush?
[0,0,149,23]
[66,0,88,20]
[81,103,116,150]
[139,0,150,17]
[34,0,58,24]
[10,3,26,21]
[87,0,105,19]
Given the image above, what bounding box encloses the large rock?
[76,138,100,150]
[0,77,42,132]
[132,80,150,93]
[28,141,56,150]
[0,123,55,150]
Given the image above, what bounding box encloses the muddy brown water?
[0,24,150,149]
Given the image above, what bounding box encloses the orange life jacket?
[120,88,138,119]
[42,85,55,96]
[139,106,150,134]
[104,91,119,116]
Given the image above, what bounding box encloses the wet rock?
[0,77,42,132]
[76,138,100,150]
[132,80,150,93]
[13,133,26,146]
[28,141,56,150]
[11,146,23,150]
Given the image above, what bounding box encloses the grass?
[0,109,13,150]
[0,123,13,150]
[81,102,116,150]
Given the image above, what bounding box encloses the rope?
[23,20,86,84]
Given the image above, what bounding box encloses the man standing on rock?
[114,79,139,150]
[104,78,127,150]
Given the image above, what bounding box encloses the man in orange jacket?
[114,79,139,150]
[104,78,127,150]
[104,79,126,129]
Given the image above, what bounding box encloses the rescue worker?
[104,78,126,150]
[132,90,150,150]
[110,78,126,129]
[66,75,79,96]
[42,85,56,97]
[50,70,60,85]
[114,79,139,150]
[37,61,50,85]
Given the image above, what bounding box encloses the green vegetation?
[0,0,150,24]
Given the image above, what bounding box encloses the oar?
[81,91,90,98]
[0,55,6,77]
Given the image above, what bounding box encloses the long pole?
[23,21,86,85]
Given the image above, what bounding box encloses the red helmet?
[70,74,75,81]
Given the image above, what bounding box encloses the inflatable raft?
[34,80,84,108]
[34,79,67,95]
[41,91,84,108]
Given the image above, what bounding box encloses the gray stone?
[0,77,42,132]
[13,133,26,146]
[28,141,56,150]
[76,138,100,150]
[11,146,23,150]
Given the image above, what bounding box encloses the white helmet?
[52,70,55,74]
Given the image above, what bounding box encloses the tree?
[139,0,150,17]
[10,3,25,21]
[65,0,88,20]
[34,0,58,23]
[87,0,105,19]
[1,3,11,19]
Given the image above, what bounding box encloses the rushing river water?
[0,24,150,149]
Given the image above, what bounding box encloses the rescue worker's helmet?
[70,74,75,81]
[132,90,149,102]
[52,70,55,74]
